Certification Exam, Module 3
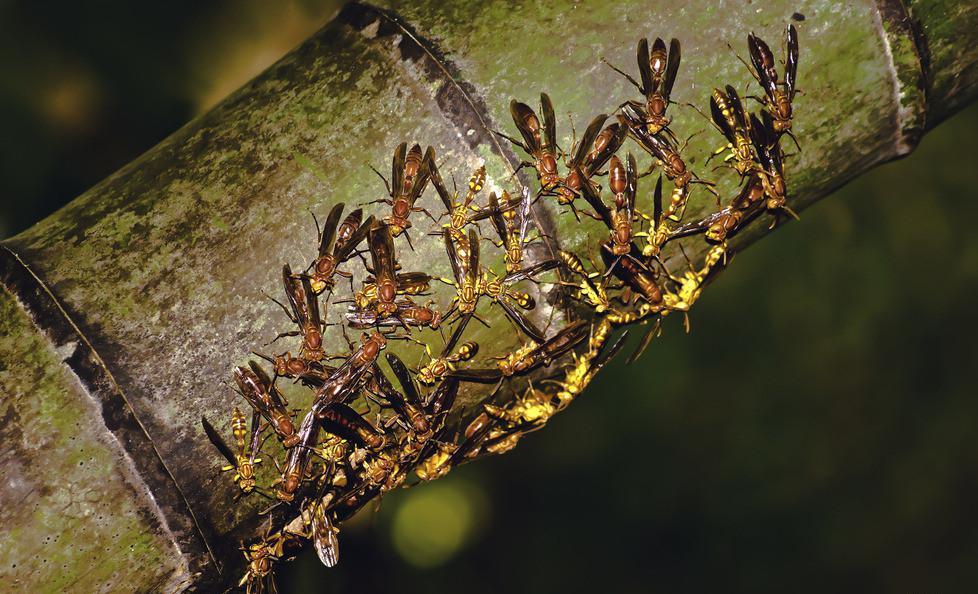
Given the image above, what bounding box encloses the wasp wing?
[662,38,681,102]
[317,203,344,258]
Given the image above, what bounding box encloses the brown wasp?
[498,94,564,197]
[313,331,386,407]
[445,406,546,466]
[422,375,460,423]
[620,102,716,224]
[275,408,322,502]
[316,402,386,451]
[368,354,430,439]
[234,362,299,447]
[750,112,796,219]
[559,114,627,201]
[600,241,663,306]
[201,408,264,495]
[275,264,326,362]
[707,85,754,176]
[745,25,799,141]
[578,153,637,257]
[345,300,444,331]
[370,143,436,239]
[355,272,432,312]
[416,312,479,385]
[254,352,333,389]
[605,37,681,138]
[307,204,374,294]
[362,223,402,318]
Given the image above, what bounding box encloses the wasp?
[661,242,728,313]
[498,94,564,198]
[386,371,460,463]
[357,448,404,493]
[201,408,263,494]
[746,24,799,140]
[440,227,480,314]
[239,530,291,594]
[635,174,670,257]
[556,250,612,314]
[439,411,500,466]
[370,143,436,238]
[369,354,430,439]
[478,263,555,343]
[671,173,766,243]
[275,264,326,362]
[467,182,526,224]
[256,352,333,389]
[600,241,664,306]
[605,37,681,138]
[309,498,340,568]
[547,330,629,406]
[484,385,558,427]
[275,407,322,502]
[620,103,716,227]
[579,153,637,257]
[416,312,480,385]
[316,401,386,452]
[423,376,460,424]
[355,271,432,311]
[234,362,299,447]
[750,112,796,219]
[313,331,386,407]
[487,187,534,274]
[362,223,403,317]
[439,227,549,342]
[307,204,374,294]
[415,441,457,481]
[560,114,627,200]
[707,85,754,176]
[431,164,485,249]
[705,173,766,241]
[448,320,588,384]
[345,300,444,331]
[445,410,541,466]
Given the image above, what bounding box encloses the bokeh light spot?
[390,480,485,568]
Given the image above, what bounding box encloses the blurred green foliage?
[3,2,978,592]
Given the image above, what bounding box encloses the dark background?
[4,2,978,592]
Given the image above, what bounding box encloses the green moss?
[0,289,180,591]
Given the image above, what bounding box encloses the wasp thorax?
[540,153,558,174]
[287,358,306,375]
[648,95,667,116]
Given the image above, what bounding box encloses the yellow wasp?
[201,407,264,495]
